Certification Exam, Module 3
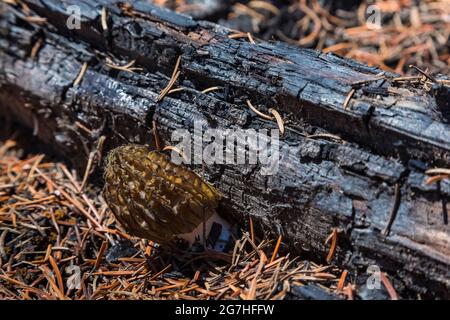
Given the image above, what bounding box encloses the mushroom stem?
[178,212,232,252]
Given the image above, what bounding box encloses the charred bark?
[0,1,449,298]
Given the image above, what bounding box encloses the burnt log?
[0,0,449,299]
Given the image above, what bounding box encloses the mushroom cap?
[103,144,220,243]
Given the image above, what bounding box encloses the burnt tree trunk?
[0,0,449,299]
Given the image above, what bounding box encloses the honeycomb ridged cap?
[103,144,220,243]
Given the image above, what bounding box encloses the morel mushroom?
[103,144,231,250]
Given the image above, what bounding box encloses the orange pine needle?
[48,255,64,296]
[426,174,449,185]
[94,241,108,270]
[270,235,282,263]
[249,216,255,244]
[336,270,348,292]
[380,272,399,300]
[326,229,338,263]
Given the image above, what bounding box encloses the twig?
[382,183,401,237]
[351,72,385,87]
[105,59,143,73]
[157,71,180,102]
[343,88,355,110]
[270,235,282,263]
[392,76,423,82]
[157,55,182,101]
[325,228,338,263]
[40,265,66,300]
[101,7,108,31]
[380,272,399,300]
[426,168,450,176]
[269,108,285,135]
[409,65,437,83]
[425,174,449,185]
[246,100,272,120]
[228,32,257,44]
[73,62,88,87]
[152,120,161,152]
[246,251,267,299]
[75,121,93,135]
[80,151,95,191]
[48,255,65,296]
[307,133,342,142]
[168,87,185,94]
[24,16,47,24]
[249,216,255,244]
[247,32,256,44]
[171,55,182,80]
[201,86,221,94]
[336,270,348,292]
[30,38,43,59]
[94,241,108,270]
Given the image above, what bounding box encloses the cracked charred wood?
[0,1,449,299]
[163,0,235,21]
[20,0,450,167]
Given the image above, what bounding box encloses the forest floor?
[0,132,362,300]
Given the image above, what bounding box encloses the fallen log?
[0,1,449,299]
[21,0,450,166]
